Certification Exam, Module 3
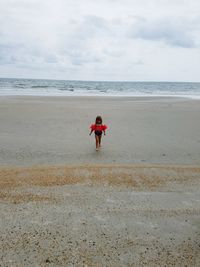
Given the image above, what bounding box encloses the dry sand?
[0,96,200,266]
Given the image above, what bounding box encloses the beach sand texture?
[0,96,200,266]
[0,96,200,166]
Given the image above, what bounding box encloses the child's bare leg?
[99,135,102,147]
[95,135,100,150]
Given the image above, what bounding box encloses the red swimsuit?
[90,124,107,131]
[90,124,108,136]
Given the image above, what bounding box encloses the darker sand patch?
[0,191,54,204]
[0,164,200,203]
[0,164,199,188]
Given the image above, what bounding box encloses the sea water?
[0,78,200,98]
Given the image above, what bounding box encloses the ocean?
[0,78,200,98]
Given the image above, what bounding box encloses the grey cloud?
[0,42,58,68]
[133,60,144,65]
[129,17,198,48]
[103,48,124,58]
[0,44,21,65]
[44,55,58,64]
[72,15,110,41]
[84,15,108,29]
[66,49,102,66]
[0,0,200,81]
[57,15,109,65]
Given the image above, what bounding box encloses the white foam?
[1,89,200,99]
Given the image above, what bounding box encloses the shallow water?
[1,78,200,98]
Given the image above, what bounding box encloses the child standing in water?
[89,116,108,151]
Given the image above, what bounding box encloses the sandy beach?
[0,96,200,266]
[0,96,200,166]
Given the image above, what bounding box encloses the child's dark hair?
[95,116,102,124]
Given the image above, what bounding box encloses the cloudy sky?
[0,0,200,81]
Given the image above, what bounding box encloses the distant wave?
[0,78,200,98]
[15,85,25,88]
[31,85,50,88]
[59,88,74,91]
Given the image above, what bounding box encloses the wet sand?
[0,96,200,266]
[0,96,200,166]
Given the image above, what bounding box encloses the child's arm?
[103,124,107,135]
[90,124,95,135]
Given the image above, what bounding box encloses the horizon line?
[0,77,200,83]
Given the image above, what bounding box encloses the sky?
[0,0,200,81]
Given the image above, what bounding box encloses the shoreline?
[1,94,200,100]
